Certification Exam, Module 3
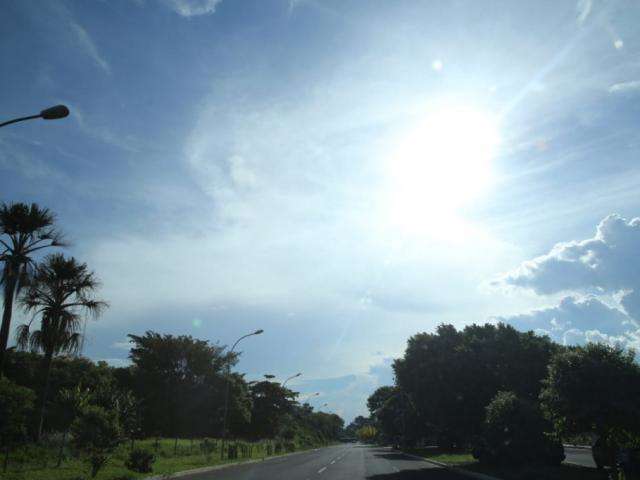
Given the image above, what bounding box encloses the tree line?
[356,323,640,467]
[0,202,344,477]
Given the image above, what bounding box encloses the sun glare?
[383,104,500,236]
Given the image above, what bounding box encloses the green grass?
[404,447,609,480]
[404,447,475,465]
[466,462,609,480]
[2,437,320,480]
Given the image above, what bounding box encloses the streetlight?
[0,105,70,129]
[221,329,263,456]
[300,392,319,403]
[282,372,302,388]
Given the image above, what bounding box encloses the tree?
[0,377,35,470]
[127,331,245,439]
[0,202,63,371]
[249,380,296,438]
[394,323,558,446]
[71,404,121,478]
[345,415,373,438]
[15,253,106,440]
[357,425,377,443]
[368,387,421,446]
[473,391,564,466]
[53,385,92,466]
[541,343,640,442]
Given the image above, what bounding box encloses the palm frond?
[15,324,31,350]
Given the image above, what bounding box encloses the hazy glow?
[384,104,500,235]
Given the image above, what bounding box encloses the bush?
[124,448,155,473]
[71,405,122,478]
[0,378,35,448]
[473,391,564,467]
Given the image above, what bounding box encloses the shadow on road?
[373,452,423,461]
[367,468,467,480]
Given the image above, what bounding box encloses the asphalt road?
[564,446,596,468]
[180,444,470,480]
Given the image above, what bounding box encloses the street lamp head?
[254,329,264,335]
[40,105,70,120]
[295,372,302,377]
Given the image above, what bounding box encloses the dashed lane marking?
[318,466,327,474]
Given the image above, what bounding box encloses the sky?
[2,0,640,422]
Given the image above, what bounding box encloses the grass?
[2,437,320,480]
[466,462,609,480]
[404,447,475,465]
[404,447,609,480]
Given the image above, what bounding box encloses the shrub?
[71,405,122,478]
[124,448,155,473]
[473,391,564,467]
[0,378,35,449]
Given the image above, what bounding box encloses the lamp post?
[221,329,263,457]
[282,372,301,388]
[0,105,70,128]
[300,392,319,403]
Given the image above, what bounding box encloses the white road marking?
[330,460,335,464]
[318,466,327,473]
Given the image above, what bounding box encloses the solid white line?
[330,460,335,464]
[318,466,327,473]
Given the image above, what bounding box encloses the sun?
[383,104,500,235]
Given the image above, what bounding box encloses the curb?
[144,447,321,479]
[400,451,503,480]
[563,444,592,450]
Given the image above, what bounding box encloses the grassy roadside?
[3,438,324,480]
[403,448,608,480]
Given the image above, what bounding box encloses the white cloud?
[498,214,640,319]
[111,339,133,350]
[496,214,640,349]
[68,21,110,74]
[497,295,633,337]
[609,80,640,93]
[162,0,222,16]
[99,358,131,367]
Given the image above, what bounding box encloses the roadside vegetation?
[353,323,640,479]
[0,202,344,480]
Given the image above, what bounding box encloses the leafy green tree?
[368,387,421,446]
[53,385,92,466]
[357,425,377,443]
[249,380,296,438]
[473,391,564,466]
[0,202,63,371]
[3,350,118,434]
[394,323,558,446]
[541,343,640,441]
[128,331,246,438]
[345,415,373,438]
[71,404,122,478]
[15,254,106,440]
[0,377,35,470]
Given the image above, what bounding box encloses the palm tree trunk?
[0,274,17,374]
[36,350,54,442]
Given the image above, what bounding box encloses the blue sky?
[3,0,640,422]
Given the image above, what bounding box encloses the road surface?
[564,446,596,468]
[180,444,469,480]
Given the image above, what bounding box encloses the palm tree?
[0,202,64,372]
[16,253,107,441]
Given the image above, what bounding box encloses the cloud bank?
[496,214,640,349]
